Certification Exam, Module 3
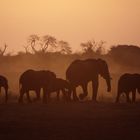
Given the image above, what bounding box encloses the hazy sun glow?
[0,0,140,52]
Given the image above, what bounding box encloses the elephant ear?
[96,59,105,73]
[96,59,109,78]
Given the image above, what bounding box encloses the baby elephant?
[46,78,72,101]
[116,73,140,103]
[0,75,8,103]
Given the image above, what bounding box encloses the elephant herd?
[0,58,140,103]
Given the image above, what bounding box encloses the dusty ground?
[0,101,140,140]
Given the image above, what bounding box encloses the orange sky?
[0,0,140,53]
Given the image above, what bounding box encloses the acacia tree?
[0,43,8,56]
[81,40,96,54]
[81,40,106,55]
[27,34,57,54]
[27,34,40,53]
[40,35,57,53]
[96,40,106,54]
[23,45,30,54]
[58,40,72,54]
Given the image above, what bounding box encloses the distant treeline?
[0,44,140,71]
[0,34,140,72]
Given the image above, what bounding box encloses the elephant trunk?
[105,77,111,92]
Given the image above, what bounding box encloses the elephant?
[46,78,72,101]
[0,75,8,103]
[116,73,140,103]
[66,58,111,101]
[18,69,56,103]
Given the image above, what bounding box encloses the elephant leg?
[56,90,60,101]
[4,86,8,103]
[116,94,120,103]
[126,92,131,103]
[62,89,68,101]
[72,87,79,101]
[47,92,52,102]
[116,91,122,103]
[132,90,136,103]
[67,88,72,101]
[18,88,24,103]
[65,88,72,101]
[0,87,1,100]
[34,88,41,101]
[26,91,32,103]
[42,88,48,103]
[79,83,88,100]
[92,79,99,101]
[36,88,41,100]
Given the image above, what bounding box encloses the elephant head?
[42,70,56,86]
[97,59,111,92]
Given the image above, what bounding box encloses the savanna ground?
[0,100,140,140]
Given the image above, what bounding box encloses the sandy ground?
[0,101,140,140]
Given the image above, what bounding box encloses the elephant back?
[19,69,36,84]
[19,69,56,88]
[66,59,98,84]
[118,73,140,92]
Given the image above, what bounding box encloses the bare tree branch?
[81,40,96,53]
[81,40,106,54]
[28,34,39,53]
[58,40,72,54]
[0,43,8,56]
[23,45,29,54]
[41,35,57,53]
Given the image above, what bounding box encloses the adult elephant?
[116,73,140,103]
[66,58,111,101]
[0,75,8,103]
[19,69,56,103]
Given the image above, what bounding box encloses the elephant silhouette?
[66,58,111,101]
[18,69,56,103]
[116,73,140,103]
[0,75,8,103]
[46,78,72,101]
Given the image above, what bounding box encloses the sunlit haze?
[0,0,140,53]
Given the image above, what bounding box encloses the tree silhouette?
[27,34,40,53]
[27,34,58,54]
[108,45,140,67]
[81,40,106,55]
[81,40,96,54]
[0,43,8,56]
[40,35,57,53]
[96,40,106,54]
[58,40,72,54]
[23,45,30,54]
